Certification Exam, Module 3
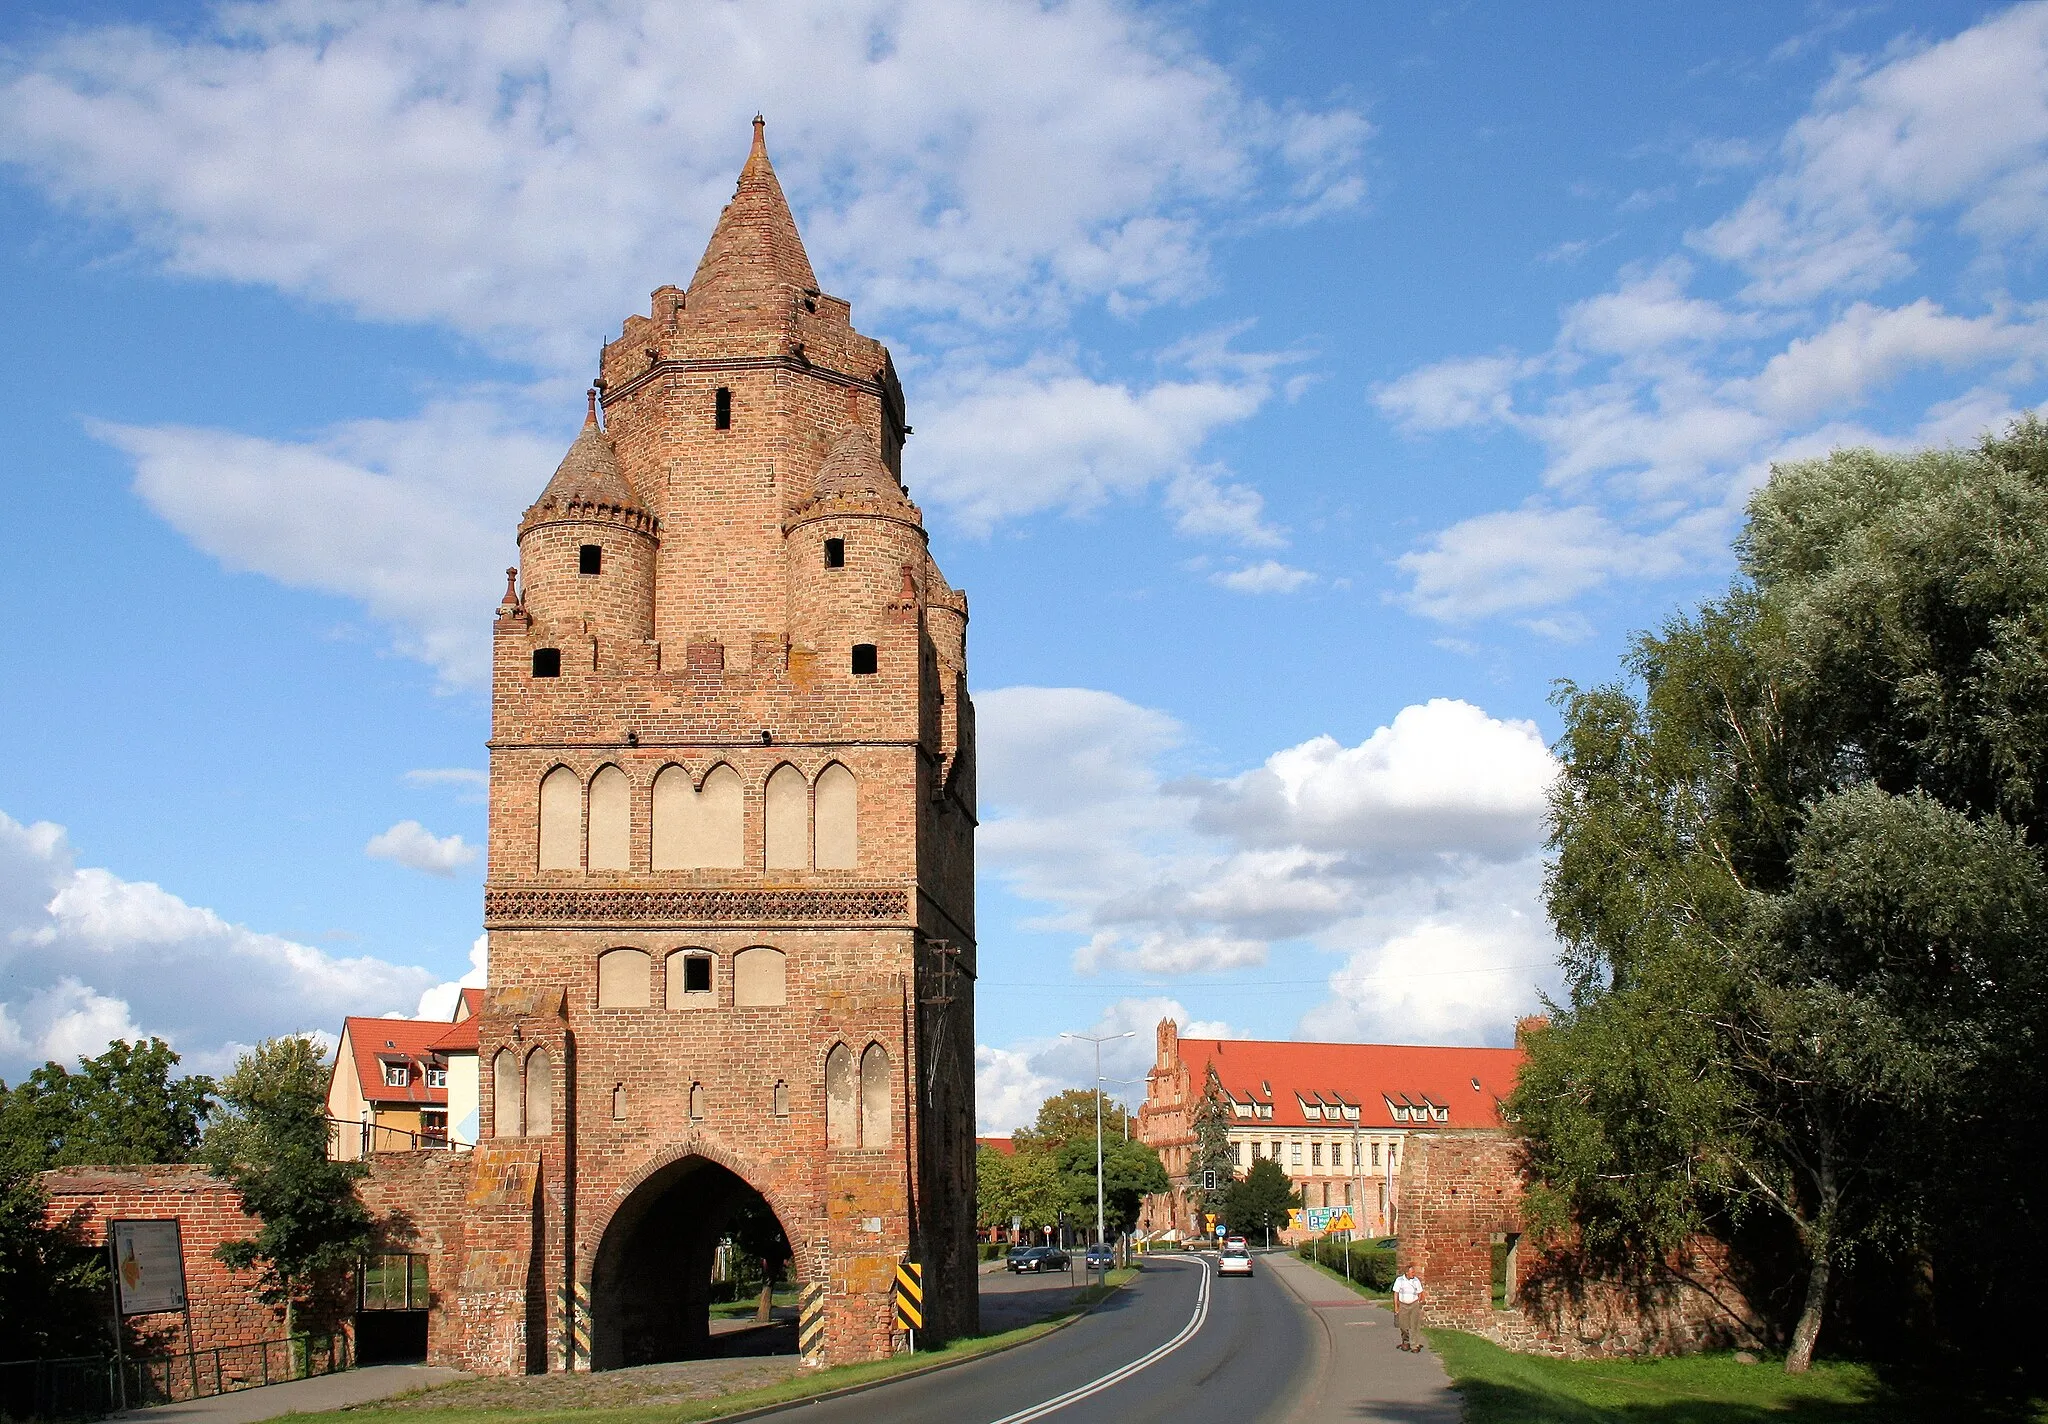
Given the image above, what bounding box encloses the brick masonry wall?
[41,1166,287,1357]
[1397,1133,1766,1358]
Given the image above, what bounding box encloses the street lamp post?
[1060,1031,1135,1253]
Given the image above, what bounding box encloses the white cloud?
[413,935,489,1022]
[1383,7,2048,628]
[405,768,490,802]
[1210,560,1314,594]
[974,996,1238,1134]
[366,821,480,878]
[977,686,1560,1037]
[0,809,444,1079]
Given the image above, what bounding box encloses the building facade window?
[426,1064,447,1089]
[1310,1142,1322,1168]
[382,1062,408,1088]
[714,387,732,430]
[579,544,602,575]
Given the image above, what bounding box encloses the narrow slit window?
[823,538,845,568]
[579,544,602,575]
[714,387,732,430]
[532,648,562,678]
[851,644,878,675]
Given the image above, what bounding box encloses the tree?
[0,1168,109,1360]
[203,1037,371,1339]
[723,1194,791,1322]
[1186,1066,1236,1227]
[1012,1088,1132,1154]
[977,1145,1065,1236]
[1053,1137,1168,1236]
[1224,1159,1299,1246]
[1521,418,2048,1373]
[0,1039,214,1174]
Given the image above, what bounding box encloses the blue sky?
[0,0,2040,1130]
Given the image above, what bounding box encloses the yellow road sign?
[893,1261,923,1332]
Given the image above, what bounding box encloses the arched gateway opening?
[589,1155,797,1370]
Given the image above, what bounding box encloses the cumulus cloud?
[405,768,490,802]
[0,809,444,1078]
[1382,7,2048,629]
[413,935,489,1022]
[366,821,480,878]
[1210,560,1314,594]
[974,996,1238,1134]
[1,1,1358,675]
[977,687,1561,1040]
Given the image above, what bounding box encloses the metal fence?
[122,1333,352,1409]
[325,1117,471,1160]
[0,1356,121,1420]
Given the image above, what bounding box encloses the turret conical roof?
[686,117,820,318]
[520,394,653,535]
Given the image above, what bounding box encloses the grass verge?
[1428,1328,2044,1423]
[299,1271,1141,1424]
[1294,1254,1390,1300]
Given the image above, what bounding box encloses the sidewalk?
[1266,1252,1462,1424]
[117,1365,467,1424]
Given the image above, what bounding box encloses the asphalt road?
[791,1254,1316,1424]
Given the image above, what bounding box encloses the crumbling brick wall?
[1397,1132,1766,1358]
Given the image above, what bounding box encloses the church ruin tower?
[473,118,977,1373]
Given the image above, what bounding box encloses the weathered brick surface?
[1398,1133,1765,1358]
[449,119,978,1374]
[41,1166,286,1356]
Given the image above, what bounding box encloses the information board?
[110,1219,189,1316]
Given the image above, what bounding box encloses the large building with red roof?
[1135,1016,1531,1240]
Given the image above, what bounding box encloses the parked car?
[1009,1246,1071,1273]
[1084,1243,1115,1270]
[1218,1243,1254,1277]
[1005,1244,1035,1269]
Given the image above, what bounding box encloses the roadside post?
[893,1261,923,1353]
[797,1281,827,1366]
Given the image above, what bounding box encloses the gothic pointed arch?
[538,765,581,870]
[824,1043,856,1149]
[813,762,858,868]
[859,1042,891,1148]
[653,762,743,869]
[524,1046,555,1137]
[763,763,809,868]
[587,764,631,870]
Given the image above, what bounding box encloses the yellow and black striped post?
[797,1281,828,1365]
[893,1261,924,1348]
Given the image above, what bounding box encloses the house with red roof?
[325,989,482,1159]
[1135,1016,1536,1241]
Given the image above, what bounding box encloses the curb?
[709,1268,1141,1423]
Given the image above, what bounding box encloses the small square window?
[579,544,602,575]
[824,538,845,568]
[532,648,561,678]
[683,955,711,994]
[426,1066,447,1089]
[382,1062,408,1088]
[851,643,878,675]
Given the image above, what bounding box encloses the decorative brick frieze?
[484,886,909,926]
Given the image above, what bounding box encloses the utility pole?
[1061,1030,1134,1251]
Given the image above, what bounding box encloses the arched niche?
[538,767,581,870]
[814,763,858,869]
[763,765,809,869]
[524,1047,554,1137]
[733,946,786,1007]
[588,765,630,870]
[824,1044,856,1149]
[653,764,743,869]
[859,1043,891,1148]
[597,947,651,1008]
[665,949,714,1008]
[493,1048,521,1138]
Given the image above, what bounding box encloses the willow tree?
[1518,417,2048,1373]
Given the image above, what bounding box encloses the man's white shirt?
[1393,1272,1424,1304]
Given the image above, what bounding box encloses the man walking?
[1392,1263,1426,1351]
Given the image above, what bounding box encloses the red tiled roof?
[342,1017,453,1107]
[976,1136,1016,1156]
[1175,1037,1522,1131]
[430,1015,478,1052]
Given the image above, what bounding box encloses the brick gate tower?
[467,118,977,1372]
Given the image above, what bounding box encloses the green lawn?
[706,1287,798,1320]
[1294,1252,1391,1299]
[1429,1328,2044,1423]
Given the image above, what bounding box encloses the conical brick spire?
[686,116,820,319]
[520,391,652,535]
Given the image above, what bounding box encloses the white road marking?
[981,1259,1214,1424]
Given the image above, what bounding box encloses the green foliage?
[1187,1066,1235,1220]
[1223,1157,1298,1237]
[1011,1088,1132,1153]
[981,1090,1166,1238]
[0,1167,111,1360]
[0,1038,214,1174]
[723,1193,791,1277]
[1521,417,2048,1373]
[1296,1237,1398,1291]
[204,1037,370,1335]
[1052,1136,1168,1235]
[976,1144,1065,1231]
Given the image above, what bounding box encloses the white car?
[1217,1244,1253,1277]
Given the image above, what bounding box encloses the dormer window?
[824,538,845,568]
[532,648,562,678]
[426,1064,447,1089]
[714,387,732,430]
[579,544,602,575]
[382,1061,409,1088]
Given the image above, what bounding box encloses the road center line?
[981,1258,1214,1424]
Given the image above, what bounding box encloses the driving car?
[1224,1236,1248,1252]
[1009,1246,1070,1273]
[1218,1243,1254,1277]
[1084,1243,1116,1270]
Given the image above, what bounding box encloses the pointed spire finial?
[585,387,599,427]
[751,113,766,154]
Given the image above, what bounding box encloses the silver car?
[1218,1243,1253,1277]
